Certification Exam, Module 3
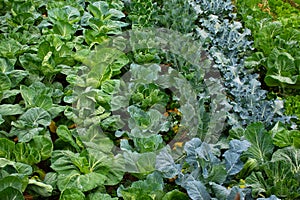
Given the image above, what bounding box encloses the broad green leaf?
[14,143,41,165]
[244,51,266,69]
[246,172,268,198]
[37,41,52,59]
[48,8,67,23]
[56,125,80,152]
[107,9,125,19]
[0,176,23,192]
[20,83,53,107]
[133,135,163,153]
[48,105,66,118]
[275,129,299,148]
[9,127,45,143]
[210,183,230,200]
[0,72,11,91]
[57,170,106,192]
[88,2,109,18]
[10,108,51,142]
[162,190,189,200]
[0,158,32,175]
[265,73,299,86]
[0,104,23,116]
[79,125,113,153]
[44,172,58,189]
[0,39,22,58]
[87,192,118,200]
[29,136,53,160]
[1,89,20,102]
[11,1,34,15]
[270,122,294,147]
[18,107,51,127]
[51,151,80,173]
[242,122,274,164]
[238,158,259,178]
[123,151,156,174]
[48,6,80,24]
[155,147,180,179]
[265,49,300,87]
[130,63,160,83]
[88,18,105,32]
[53,21,76,39]
[13,12,36,25]
[224,139,251,175]
[185,180,211,200]
[0,138,15,159]
[19,53,42,75]
[60,188,85,200]
[263,161,300,198]
[88,149,125,185]
[271,147,300,174]
[0,57,14,73]
[206,164,227,184]
[118,172,164,200]
[83,29,109,46]
[20,85,35,108]
[51,149,122,191]
[0,187,24,200]
[84,47,128,87]
[0,115,3,125]
[35,95,53,110]
[63,6,81,24]
[6,70,28,88]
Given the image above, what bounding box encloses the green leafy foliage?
[242,122,274,164]
[237,0,300,92]
[117,172,165,199]
[233,123,300,199]
[0,0,298,199]
[285,95,300,124]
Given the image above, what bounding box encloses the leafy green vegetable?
[284,95,300,124]
[0,157,32,176]
[56,125,81,152]
[162,190,189,200]
[271,146,300,174]
[87,191,118,200]
[117,172,165,200]
[247,160,300,199]
[10,107,51,142]
[242,122,274,164]
[0,0,298,199]
[0,187,24,200]
[51,149,124,192]
[0,176,23,193]
[60,188,85,200]
[264,49,300,88]
[270,122,300,148]
[0,104,23,116]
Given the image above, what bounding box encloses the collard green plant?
[155,138,251,200]
[237,0,300,92]
[50,149,124,192]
